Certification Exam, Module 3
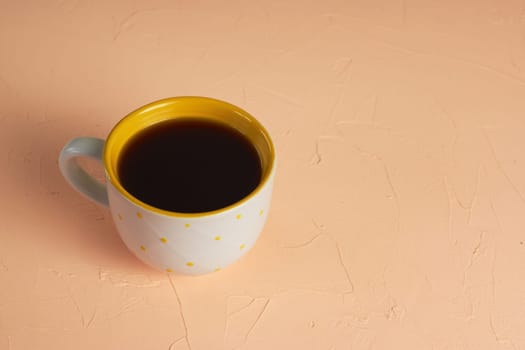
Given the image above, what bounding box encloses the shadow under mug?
[59,97,276,275]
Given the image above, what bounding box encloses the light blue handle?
[59,137,109,207]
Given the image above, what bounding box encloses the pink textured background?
[1,1,525,349]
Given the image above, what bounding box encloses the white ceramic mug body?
[59,97,275,275]
[106,167,274,274]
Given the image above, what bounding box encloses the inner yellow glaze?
[103,96,275,217]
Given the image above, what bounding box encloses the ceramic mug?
[59,97,275,275]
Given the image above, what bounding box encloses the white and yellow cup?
[59,97,275,275]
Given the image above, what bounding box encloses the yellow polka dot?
[214,267,221,272]
[140,245,146,252]
[259,209,264,216]
[136,212,143,219]
[160,237,168,243]
[117,213,123,220]
[184,223,191,228]
[236,214,242,220]
[214,236,221,241]
[240,244,246,250]
[186,261,194,267]
[166,268,173,273]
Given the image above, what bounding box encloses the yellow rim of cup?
[103,96,275,218]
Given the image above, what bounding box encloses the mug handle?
[59,137,109,207]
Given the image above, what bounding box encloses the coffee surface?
[118,118,262,213]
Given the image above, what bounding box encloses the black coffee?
[118,118,262,213]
